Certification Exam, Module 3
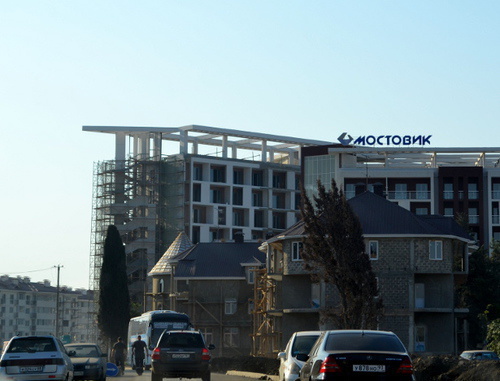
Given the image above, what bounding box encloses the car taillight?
[319,355,340,373]
[201,348,211,361]
[151,347,161,361]
[396,357,413,374]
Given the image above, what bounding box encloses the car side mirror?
[296,353,309,362]
[208,344,215,350]
[277,352,286,360]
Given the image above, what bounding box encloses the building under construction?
[84,125,330,314]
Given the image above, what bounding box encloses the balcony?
[493,215,500,225]
[493,191,500,199]
[387,191,431,200]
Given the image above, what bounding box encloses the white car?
[0,335,74,381]
[277,331,321,381]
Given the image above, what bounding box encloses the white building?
[0,276,95,343]
[83,125,330,310]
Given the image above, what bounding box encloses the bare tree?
[300,180,383,329]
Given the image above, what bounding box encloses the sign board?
[106,363,119,377]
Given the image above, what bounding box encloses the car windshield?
[7,338,57,353]
[325,332,406,352]
[66,345,99,357]
[159,333,204,348]
[475,352,499,360]
[291,335,319,356]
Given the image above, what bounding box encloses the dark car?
[460,350,499,361]
[0,335,74,381]
[150,330,214,381]
[65,343,107,381]
[298,330,414,381]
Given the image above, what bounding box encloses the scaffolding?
[89,157,186,317]
[251,268,281,357]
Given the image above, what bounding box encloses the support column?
[115,132,127,166]
[180,130,188,155]
[261,140,267,162]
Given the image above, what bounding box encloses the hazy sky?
[1,1,499,289]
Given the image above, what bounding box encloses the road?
[111,368,260,381]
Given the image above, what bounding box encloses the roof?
[171,242,265,279]
[264,191,471,244]
[149,232,194,276]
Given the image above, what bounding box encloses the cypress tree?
[300,179,383,329]
[98,225,130,343]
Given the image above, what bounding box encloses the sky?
[1,1,499,289]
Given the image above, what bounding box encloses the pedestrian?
[111,337,127,375]
[131,335,148,371]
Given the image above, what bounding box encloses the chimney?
[234,232,244,243]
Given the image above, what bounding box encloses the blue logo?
[106,363,119,377]
[338,132,432,146]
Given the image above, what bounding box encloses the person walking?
[131,335,148,373]
[111,337,127,375]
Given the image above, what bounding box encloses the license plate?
[20,366,43,373]
[353,364,385,372]
[74,371,84,376]
[171,353,190,359]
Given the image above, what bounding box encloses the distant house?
[149,239,265,357]
[256,191,472,355]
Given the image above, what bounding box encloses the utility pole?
[55,265,63,338]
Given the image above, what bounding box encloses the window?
[233,188,243,205]
[444,183,453,199]
[292,242,303,261]
[211,188,225,204]
[252,191,263,207]
[248,300,254,314]
[429,240,443,260]
[254,210,264,228]
[225,298,237,315]
[233,169,244,185]
[415,207,428,215]
[223,327,239,347]
[193,164,203,181]
[444,207,453,217]
[395,183,407,199]
[200,328,213,345]
[368,241,379,260]
[211,166,225,183]
[193,184,201,202]
[247,267,256,284]
[416,183,429,199]
[252,171,264,186]
[415,326,426,352]
[468,182,479,200]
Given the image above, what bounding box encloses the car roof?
[325,330,396,336]
[293,331,322,336]
[462,350,496,353]
[65,343,99,346]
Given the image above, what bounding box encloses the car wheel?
[202,371,211,381]
[151,372,162,381]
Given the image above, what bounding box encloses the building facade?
[302,145,500,248]
[0,276,95,344]
[149,241,265,357]
[84,125,330,311]
[255,192,472,355]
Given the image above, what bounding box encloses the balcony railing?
[387,191,431,200]
[493,215,500,224]
[493,191,500,199]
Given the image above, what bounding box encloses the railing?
[386,191,431,200]
[492,215,500,224]
[492,191,500,199]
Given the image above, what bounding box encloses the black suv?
[151,330,215,381]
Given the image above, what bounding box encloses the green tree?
[98,225,131,343]
[463,243,500,348]
[300,180,383,329]
[487,319,500,354]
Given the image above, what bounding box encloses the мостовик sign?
[338,132,432,146]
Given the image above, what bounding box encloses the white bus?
[127,310,192,368]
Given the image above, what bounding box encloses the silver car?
[0,335,74,381]
[278,331,322,381]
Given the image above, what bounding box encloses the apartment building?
[255,192,472,355]
[83,125,330,311]
[0,276,95,344]
[302,145,500,247]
